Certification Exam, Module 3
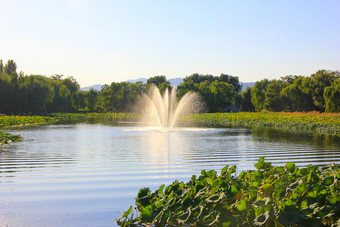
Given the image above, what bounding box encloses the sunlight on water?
[0,124,339,226]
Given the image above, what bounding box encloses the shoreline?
[1,112,339,144]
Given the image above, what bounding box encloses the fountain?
[137,85,202,130]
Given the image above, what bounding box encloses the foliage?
[117,158,340,226]
[264,80,287,112]
[147,75,168,86]
[0,115,57,128]
[0,60,3,73]
[281,76,315,112]
[310,70,340,111]
[183,73,241,93]
[182,112,340,136]
[249,71,340,113]
[237,87,255,112]
[324,78,340,113]
[251,79,270,112]
[4,59,17,75]
[0,131,21,144]
[1,59,339,114]
[177,74,241,112]
[98,82,146,112]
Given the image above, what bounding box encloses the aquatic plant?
[0,131,21,144]
[182,112,340,136]
[117,158,340,226]
[0,115,57,128]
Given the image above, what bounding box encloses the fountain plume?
[138,85,201,129]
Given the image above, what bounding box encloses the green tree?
[210,80,236,112]
[50,74,64,80]
[0,59,3,73]
[237,87,254,111]
[71,90,87,111]
[310,70,340,111]
[281,76,315,112]
[177,80,199,98]
[4,60,17,75]
[17,75,54,113]
[86,88,98,112]
[219,73,242,93]
[98,84,112,112]
[324,78,340,112]
[251,79,270,111]
[147,75,167,86]
[264,79,287,111]
[183,73,215,84]
[0,72,13,113]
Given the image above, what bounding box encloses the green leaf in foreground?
[237,199,247,212]
[117,158,340,226]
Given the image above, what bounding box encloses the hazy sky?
[1,0,339,87]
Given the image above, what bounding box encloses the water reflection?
[0,124,339,227]
[251,127,340,147]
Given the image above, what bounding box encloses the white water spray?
[138,85,201,129]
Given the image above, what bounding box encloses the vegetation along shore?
[117,158,340,226]
[182,112,340,137]
[1,111,339,144]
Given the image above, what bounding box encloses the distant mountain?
[80,80,255,92]
[126,78,147,84]
[126,77,183,87]
[80,84,103,92]
[240,82,255,91]
[168,78,183,87]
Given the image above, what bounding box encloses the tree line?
[0,59,339,114]
[0,59,95,114]
[246,70,340,113]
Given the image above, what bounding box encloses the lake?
[1,123,340,226]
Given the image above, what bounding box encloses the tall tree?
[4,60,17,75]
[264,80,287,111]
[210,80,236,112]
[238,87,254,112]
[219,74,242,93]
[281,76,315,112]
[183,73,215,84]
[50,74,64,80]
[147,75,167,86]
[324,78,340,112]
[86,88,99,112]
[251,79,270,111]
[310,70,340,111]
[0,59,3,73]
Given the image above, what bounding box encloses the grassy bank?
[182,112,340,137]
[117,158,340,226]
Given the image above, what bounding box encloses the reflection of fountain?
[138,86,200,129]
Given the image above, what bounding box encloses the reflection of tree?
[250,127,340,166]
[251,127,340,148]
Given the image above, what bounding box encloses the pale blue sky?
[1,0,339,86]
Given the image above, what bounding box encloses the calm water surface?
[0,123,339,226]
